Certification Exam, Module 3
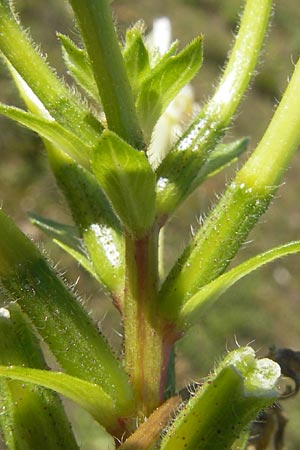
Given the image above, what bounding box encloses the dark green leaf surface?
[0,210,133,415]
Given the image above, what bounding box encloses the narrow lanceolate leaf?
[136,36,203,142]
[0,0,102,146]
[0,303,79,450]
[159,57,300,324]
[0,210,133,415]
[58,34,101,103]
[156,0,272,218]
[0,104,91,168]
[29,213,97,280]
[68,0,144,149]
[160,347,280,450]
[123,21,150,99]
[47,145,125,301]
[0,366,117,429]
[92,130,156,238]
[195,137,249,184]
[179,241,300,328]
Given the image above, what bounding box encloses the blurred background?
[0,0,300,448]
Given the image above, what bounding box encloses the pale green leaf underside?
[58,33,101,103]
[179,241,300,327]
[0,104,91,168]
[0,366,116,428]
[137,36,203,141]
[29,213,97,280]
[92,130,156,237]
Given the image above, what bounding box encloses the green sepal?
[58,33,101,103]
[0,210,133,413]
[47,144,125,300]
[28,213,97,280]
[0,103,91,168]
[160,347,280,450]
[0,365,118,429]
[92,130,156,238]
[123,21,150,99]
[179,241,300,328]
[136,36,203,141]
[0,303,79,450]
[0,0,102,146]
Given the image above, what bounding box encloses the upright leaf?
[136,36,203,142]
[123,21,150,99]
[58,34,101,103]
[92,130,156,238]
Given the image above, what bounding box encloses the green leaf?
[195,137,249,184]
[179,241,300,328]
[47,144,125,300]
[0,210,133,414]
[0,1,102,146]
[68,0,144,149]
[92,130,156,237]
[123,21,150,99]
[28,213,97,280]
[136,36,203,141]
[0,103,91,168]
[155,0,272,218]
[58,33,101,103]
[0,366,117,429]
[160,347,280,450]
[0,303,79,450]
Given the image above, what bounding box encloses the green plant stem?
[156,0,272,217]
[123,226,170,419]
[159,57,300,323]
[68,0,144,149]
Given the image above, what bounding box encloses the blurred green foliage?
[0,0,300,448]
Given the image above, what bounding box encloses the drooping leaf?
[136,36,203,141]
[160,347,280,450]
[58,33,101,103]
[0,303,79,450]
[0,210,133,415]
[0,103,91,168]
[92,130,156,237]
[0,0,102,145]
[47,144,125,301]
[179,241,300,328]
[123,21,150,99]
[28,213,97,280]
[0,365,117,429]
